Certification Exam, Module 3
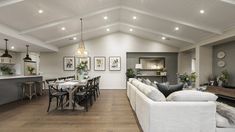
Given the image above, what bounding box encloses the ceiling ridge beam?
[19,6,121,34]
[121,6,222,35]
[0,0,24,8]
[45,23,120,44]
[0,23,58,51]
[120,22,195,44]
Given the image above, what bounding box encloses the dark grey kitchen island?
[0,75,43,105]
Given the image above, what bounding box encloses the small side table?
[35,81,45,96]
[22,82,37,100]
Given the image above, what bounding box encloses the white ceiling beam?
[0,0,24,8]
[45,23,120,44]
[120,22,195,44]
[220,0,235,5]
[0,24,58,51]
[19,6,121,34]
[121,6,223,35]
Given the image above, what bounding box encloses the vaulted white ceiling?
[0,0,234,52]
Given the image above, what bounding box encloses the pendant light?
[77,18,88,57]
[1,39,12,58]
[23,45,32,61]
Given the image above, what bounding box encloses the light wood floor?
[0,90,141,132]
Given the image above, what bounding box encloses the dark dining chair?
[46,79,67,112]
[94,76,101,97]
[58,77,66,81]
[73,79,94,112]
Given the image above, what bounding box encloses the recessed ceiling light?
[11,46,14,50]
[161,36,166,40]
[133,16,137,20]
[38,9,44,14]
[129,28,133,32]
[106,28,110,32]
[174,27,179,31]
[61,27,66,31]
[73,37,77,40]
[104,16,108,20]
[200,10,205,14]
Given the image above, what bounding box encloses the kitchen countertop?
[0,75,42,80]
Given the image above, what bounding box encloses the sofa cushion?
[142,85,166,101]
[143,78,152,85]
[156,83,184,97]
[167,90,218,101]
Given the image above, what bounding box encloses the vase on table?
[77,70,84,81]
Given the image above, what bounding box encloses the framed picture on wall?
[109,56,121,71]
[76,57,91,71]
[94,56,106,71]
[63,56,75,71]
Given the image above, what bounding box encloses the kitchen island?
[0,75,43,105]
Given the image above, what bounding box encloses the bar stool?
[22,82,37,100]
[35,81,45,96]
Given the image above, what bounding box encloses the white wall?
[40,33,179,89]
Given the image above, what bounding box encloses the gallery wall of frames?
[63,56,121,71]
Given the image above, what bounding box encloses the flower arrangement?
[76,61,88,74]
[178,72,197,84]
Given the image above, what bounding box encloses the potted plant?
[126,68,136,79]
[76,61,88,80]
[178,72,197,88]
[0,65,13,75]
[217,70,229,86]
[27,66,35,75]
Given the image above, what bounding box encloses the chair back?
[67,75,75,80]
[45,78,57,84]
[85,79,94,92]
[58,77,66,81]
[95,76,101,87]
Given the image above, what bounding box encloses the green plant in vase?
[27,66,35,75]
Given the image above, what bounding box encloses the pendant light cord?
[80,18,83,40]
[4,39,8,51]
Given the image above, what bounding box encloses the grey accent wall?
[213,42,235,86]
[127,52,178,84]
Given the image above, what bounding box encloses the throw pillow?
[156,83,184,97]
[167,90,218,101]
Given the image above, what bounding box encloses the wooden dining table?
[50,80,87,110]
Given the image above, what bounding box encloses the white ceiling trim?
[19,6,121,34]
[121,6,223,35]
[45,23,119,44]
[0,23,58,51]
[120,22,195,44]
[0,0,24,8]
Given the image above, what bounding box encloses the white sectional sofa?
[127,79,219,132]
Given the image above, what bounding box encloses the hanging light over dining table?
[77,18,88,57]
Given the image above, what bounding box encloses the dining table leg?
[65,87,84,110]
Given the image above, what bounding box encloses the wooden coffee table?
[206,86,235,100]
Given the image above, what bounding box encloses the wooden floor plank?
[0,90,141,132]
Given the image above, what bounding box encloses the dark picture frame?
[75,56,91,71]
[63,56,75,71]
[109,56,121,71]
[94,56,106,71]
